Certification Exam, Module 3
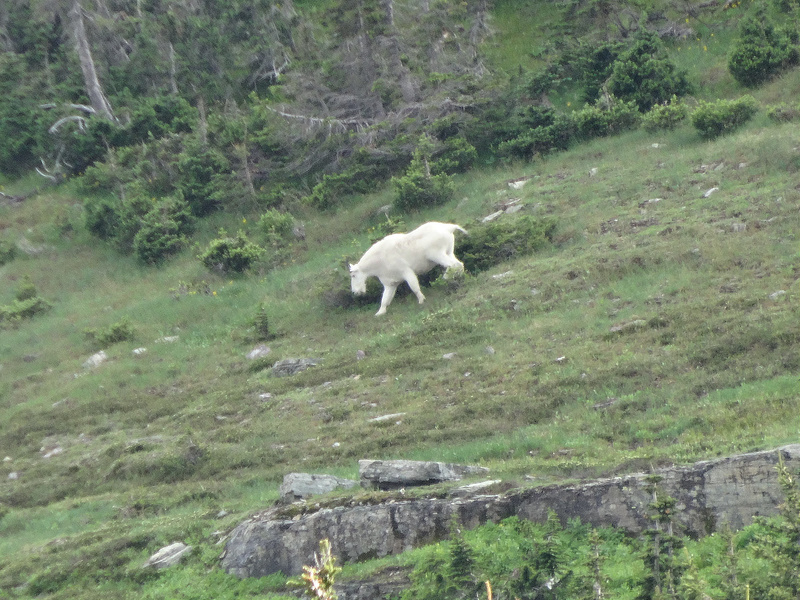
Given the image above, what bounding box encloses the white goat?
[349,221,467,316]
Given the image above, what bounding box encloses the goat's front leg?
[376,283,398,316]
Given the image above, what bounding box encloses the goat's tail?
[453,224,468,235]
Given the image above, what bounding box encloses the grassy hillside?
[2,6,800,600]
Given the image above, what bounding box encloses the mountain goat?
[349,221,467,316]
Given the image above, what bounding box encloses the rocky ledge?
[220,445,800,579]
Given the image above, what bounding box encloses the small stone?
[132,347,147,356]
[247,345,271,360]
[769,290,786,300]
[42,447,63,459]
[83,351,107,369]
[703,187,719,198]
[143,542,193,569]
[369,413,406,422]
[442,353,456,360]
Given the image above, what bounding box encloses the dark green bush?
[199,229,263,274]
[642,96,689,132]
[132,196,195,265]
[607,30,691,112]
[392,135,455,212]
[305,161,389,211]
[0,239,15,266]
[498,106,575,160]
[691,96,759,138]
[728,11,799,87]
[455,215,557,274]
[435,136,478,174]
[176,138,230,216]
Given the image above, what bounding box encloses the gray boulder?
[280,473,358,504]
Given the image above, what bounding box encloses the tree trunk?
[70,0,115,121]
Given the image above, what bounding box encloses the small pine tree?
[447,515,478,600]
[639,474,685,600]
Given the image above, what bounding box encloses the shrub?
[84,317,135,348]
[691,96,759,138]
[607,30,691,112]
[498,106,575,160]
[642,96,689,132]
[0,276,52,324]
[176,138,230,216]
[728,11,799,87]
[571,98,640,140]
[435,136,478,174]
[766,102,800,123]
[199,229,263,274]
[258,209,294,240]
[305,162,388,211]
[392,135,455,212]
[133,196,195,265]
[455,216,557,273]
[0,239,15,266]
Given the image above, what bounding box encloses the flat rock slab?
[280,473,358,504]
[359,459,490,490]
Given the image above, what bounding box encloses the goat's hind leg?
[404,271,426,305]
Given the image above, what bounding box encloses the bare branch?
[49,115,88,134]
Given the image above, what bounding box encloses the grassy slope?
[1,4,800,599]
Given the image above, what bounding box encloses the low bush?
[571,98,640,140]
[84,317,135,348]
[258,209,294,240]
[455,215,557,273]
[0,276,52,324]
[766,102,800,123]
[199,229,263,274]
[642,96,689,132]
[691,95,759,138]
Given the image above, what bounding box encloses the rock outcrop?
[221,445,800,579]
